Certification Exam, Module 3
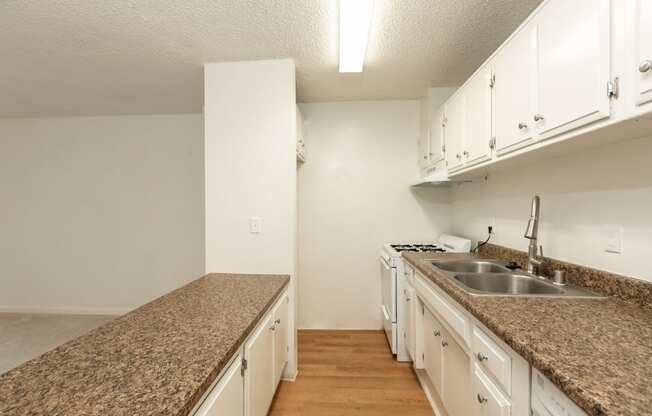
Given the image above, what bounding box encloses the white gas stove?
[380,234,471,361]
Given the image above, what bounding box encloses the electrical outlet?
[249,217,262,234]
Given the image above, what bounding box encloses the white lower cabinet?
[273,294,289,384]
[423,307,444,394]
[404,284,417,361]
[194,356,244,416]
[414,272,528,416]
[473,365,511,416]
[193,290,289,416]
[245,314,275,416]
[442,330,472,416]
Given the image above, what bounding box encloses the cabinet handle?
[476,352,488,362]
[533,114,545,122]
[441,341,448,347]
[477,394,488,404]
[269,324,276,331]
[640,60,652,73]
[423,155,428,160]
[406,297,411,302]
[433,330,441,337]
[463,151,469,157]
[275,319,281,325]
[518,122,528,130]
[456,153,461,160]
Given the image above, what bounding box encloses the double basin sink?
[431,259,602,298]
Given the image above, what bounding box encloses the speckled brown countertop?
[402,252,652,416]
[0,273,289,416]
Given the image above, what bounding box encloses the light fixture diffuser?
[339,0,374,73]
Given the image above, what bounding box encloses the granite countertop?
[402,252,652,416]
[0,273,290,416]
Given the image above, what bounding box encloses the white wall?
[0,114,205,314]
[298,101,452,330]
[451,135,652,282]
[204,59,297,275]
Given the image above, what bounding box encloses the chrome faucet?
[524,196,546,275]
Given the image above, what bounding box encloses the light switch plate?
[605,226,623,254]
[249,217,262,234]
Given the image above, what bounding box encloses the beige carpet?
[0,313,115,375]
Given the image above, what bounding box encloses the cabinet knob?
[639,60,652,73]
[433,330,441,337]
[406,297,411,302]
[477,394,488,404]
[518,122,528,130]
[275,318,281,325]
[456,153,461,160]
[534,114,545,122]
[476,352,488,362]
[463,151,469,157]
[441,341,448,347]
[423,155,428,160]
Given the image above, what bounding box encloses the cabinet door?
[442,332,472,416]
[273,295,289,385]
[195,356,244,416]
[472,366,511,416]
[463,66,493,167]
[429,106,446,164]
[493,25,536,155]
[405,286,416,361]
[245,314,275,416]
[634,0,652,106]
[534,0,611,140]
[423,308,443,395]
[444,94,464,171]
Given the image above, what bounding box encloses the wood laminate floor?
[269,330,434,416]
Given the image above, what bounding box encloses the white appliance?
[379,234,471,361]
[532,368,587,416]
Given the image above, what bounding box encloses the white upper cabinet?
[492,25,536,155]
[444,93,465,171]
[533,0,611,140]
[633,0,652,107]
[429,106,446,165]
[462,66,493,166]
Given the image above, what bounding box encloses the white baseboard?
[0,305,129,316]
[281,369,298,382]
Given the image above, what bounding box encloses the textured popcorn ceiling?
[0,0,542,117]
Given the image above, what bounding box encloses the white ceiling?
[0,0,542,117]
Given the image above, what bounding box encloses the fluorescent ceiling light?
[339,0,374,73]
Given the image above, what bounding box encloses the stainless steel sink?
[453,273,564,295]
[430,260,603,298]
[431,260,510,274]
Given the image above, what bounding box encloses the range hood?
[411,167,473,187]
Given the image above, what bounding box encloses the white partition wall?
[203,59,298,378]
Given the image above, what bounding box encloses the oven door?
[380,255,397,353]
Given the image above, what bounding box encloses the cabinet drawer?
[414,273,470,347]
[472,327,512,395]
[473,365,511,416]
